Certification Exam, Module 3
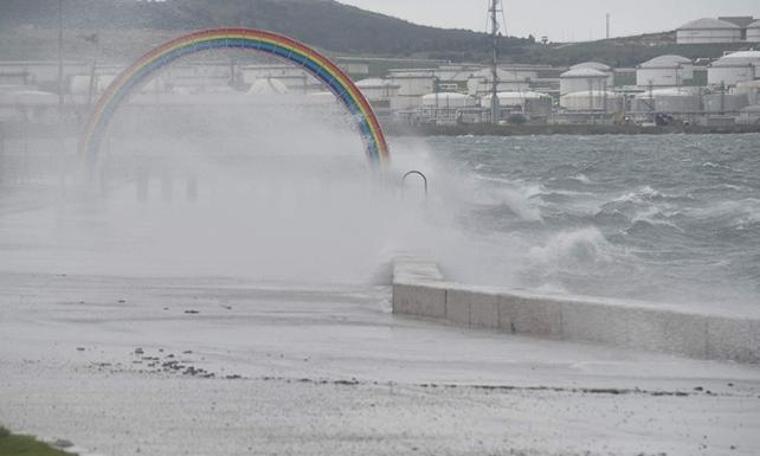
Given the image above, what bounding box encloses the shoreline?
[385,123,760,137]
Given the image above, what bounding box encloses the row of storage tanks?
[561,52,760,92]
[408,50,760,115]
[677,17,760,44]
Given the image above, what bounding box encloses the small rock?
[694,386,704,392]
[53,439,74,448]
[185,310,200,315]
[76,347,86,352]
[183,350,193,355]
[118,299,127,304]
[134,348,144,355]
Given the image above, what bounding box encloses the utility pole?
[488,0,503,124]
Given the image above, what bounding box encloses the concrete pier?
[392,257,760,364]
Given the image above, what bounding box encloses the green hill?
[0,0,530,62]
[0,1,754,66]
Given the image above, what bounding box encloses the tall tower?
[488,0,505,124]
[606,13,611,40]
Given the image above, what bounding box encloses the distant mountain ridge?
[0,0,531,60]
[1,1,749,66]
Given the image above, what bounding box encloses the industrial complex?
[1,15,760,130]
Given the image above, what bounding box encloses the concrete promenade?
[393,257,760,364]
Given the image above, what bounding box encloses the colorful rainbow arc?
[80,28,390,169]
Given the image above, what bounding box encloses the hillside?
[0,0,530,62]
[0,1,753,67]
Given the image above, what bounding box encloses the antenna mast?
[488,0,504,124]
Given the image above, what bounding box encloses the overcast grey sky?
[338,0,759,42]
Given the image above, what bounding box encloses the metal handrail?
[402,170,428,198]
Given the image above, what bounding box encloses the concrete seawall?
[392,257,760,364]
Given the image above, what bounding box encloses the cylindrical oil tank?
[420,92,476,108]
[560,90,624,111]
[636,55,693,87]
[632,88,702,113]
[708,51,760,86]
[676,18,743,44]
[747,20,760,42]
[702,93,749,113]
[735,80,760,105]
[560,68,609,96]
[484,91,553,117]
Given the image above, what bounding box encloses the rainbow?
[80,28,390,169]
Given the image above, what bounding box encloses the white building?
[466,67,535,97]
[418,92,478,124]
[247,78,289,95]
[355,78,400,104]
[676,18,743,44]
[560,90,624,111]
[636,55,694,87]
[560,68,610,95]
[747,20,760,42]
[708,51,760,87]
[632,88,702,113]
[483,91,553,117]
[736,105,760,125]
[735,79,760,105]
[703,93,749,112]
[420,92,476,109]
[569,62,614,85]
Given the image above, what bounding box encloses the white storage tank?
[632,88,702,113]
[636,55,694,87]
[703,93,749,113]
[569,62,614,85]
[389,72,435,97]
[560,68,610,96]
[560,90,624,111]
[247,78,289,95]
[420,92,476,109]
[708,51,760,86]
[736,105,760,125]
[735,80,760,105]
[484,91,553,116]
[467,68,532,96]
[676,18,743,44]
[355,78,400,102]
[748,20,760,42]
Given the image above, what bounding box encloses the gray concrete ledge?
[392,257,760,364]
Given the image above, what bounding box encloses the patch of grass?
[0,426,71,456]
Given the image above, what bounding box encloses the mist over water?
[1,89,758,308]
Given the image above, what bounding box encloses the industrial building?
[749,20,760,42]
[636,55,694,87]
